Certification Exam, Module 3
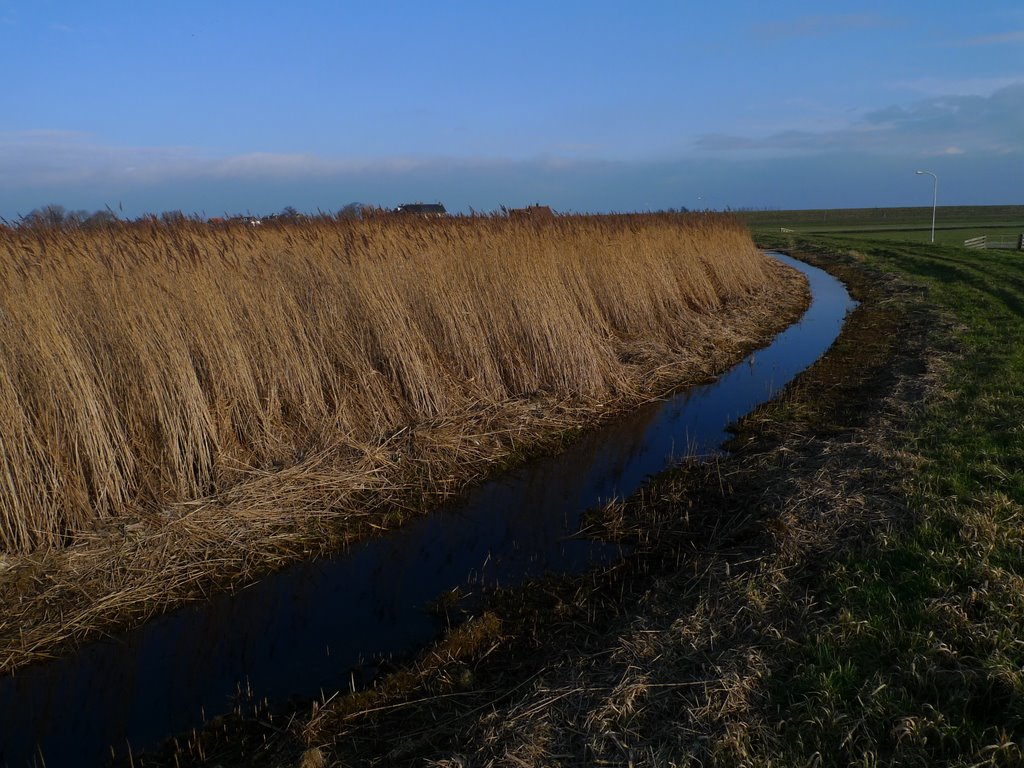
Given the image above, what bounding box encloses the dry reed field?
[0,213,776,553]
[0,213,805,671]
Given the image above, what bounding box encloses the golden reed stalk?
[0,213,774,552]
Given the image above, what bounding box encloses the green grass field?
[748,224,1024,766]
[743,205,1024,247]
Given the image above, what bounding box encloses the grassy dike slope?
[182,233,1024,767]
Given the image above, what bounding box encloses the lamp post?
[915,170,938,243]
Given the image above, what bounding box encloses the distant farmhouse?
[509,204,554,220]
[208,215,262,226]
[394,202,447,216]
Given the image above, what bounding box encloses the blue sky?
[1,1,1022,217]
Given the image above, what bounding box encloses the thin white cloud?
[752,13,896,41]
[207,152,438,178]
[548,142,611,155]
[893,75,1024,97]
[1,129,83,140]
[694,83,1024,158]
[959,30,1024,46]
[0,132,203,186]
[0,131,596,191]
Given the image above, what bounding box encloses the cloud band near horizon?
[2,83,1021,218]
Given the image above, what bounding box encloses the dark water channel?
[0,254,855,767]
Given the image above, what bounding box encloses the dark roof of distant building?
[509,204,554,218]
[395,203,447,215]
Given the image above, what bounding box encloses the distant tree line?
[8,203,381,230]
[5,203,750,231]
[17,204,120,230]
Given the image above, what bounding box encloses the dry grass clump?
[0,213,774,553]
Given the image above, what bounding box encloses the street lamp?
[915,170,938,243]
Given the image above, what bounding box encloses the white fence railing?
[964,234,1024,251]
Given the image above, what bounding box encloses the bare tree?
[160,210,187,226]
[22,204,67,228]
[337,202,365,220]
[83,210,119,230]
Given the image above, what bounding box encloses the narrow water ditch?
[0,253,855,768]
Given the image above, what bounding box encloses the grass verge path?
[753,235,1024,767]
